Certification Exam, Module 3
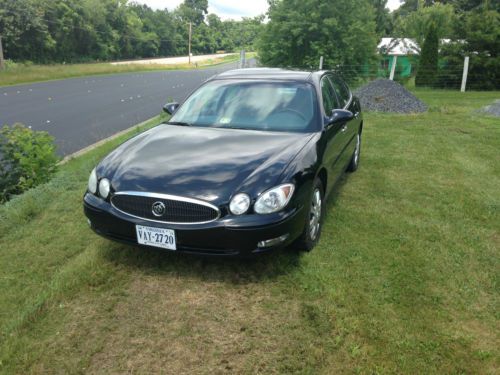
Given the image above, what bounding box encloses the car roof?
[213,68,319,82]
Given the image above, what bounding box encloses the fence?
[316,55,499,91]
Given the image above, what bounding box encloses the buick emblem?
[152,201,166,217]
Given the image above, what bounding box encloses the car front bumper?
[83,193,306,256]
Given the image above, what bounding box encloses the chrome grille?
[111,192,220,224]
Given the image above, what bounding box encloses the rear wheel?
[347,132,361,172]
[293,178,324,252]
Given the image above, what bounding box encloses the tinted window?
[329,75,351,108]
[170,80,318,132]
[320,77,339,115]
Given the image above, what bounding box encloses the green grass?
[0,90,498,374]
[0,54,239,87]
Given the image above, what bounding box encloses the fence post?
[461,56,469,92]
[319,56,324,70]
[389,55,397,80]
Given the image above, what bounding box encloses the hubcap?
[354,134,361,165]
[309,189,322,241]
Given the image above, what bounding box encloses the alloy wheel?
[309,188,322,241]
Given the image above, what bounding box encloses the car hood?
[98,124,314,205]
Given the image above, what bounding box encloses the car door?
[320,75,349,194]
[329,74,359,167]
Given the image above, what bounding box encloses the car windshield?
[169,80,318,132]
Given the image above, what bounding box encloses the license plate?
[136,225,176,250]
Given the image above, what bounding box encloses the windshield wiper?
[166,121,192,126]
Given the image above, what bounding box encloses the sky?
[134,0,403,20]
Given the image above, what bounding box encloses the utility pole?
[0,35,5,70]
[188,22,192,65]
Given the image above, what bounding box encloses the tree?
[258,0,378,81]
[0,0,55,62]
[439,0,497,13]
[372,0,393,35]
[415,22,438,86]
[460,7,499,89]
[393,2,456,45]
[176,0,208,25]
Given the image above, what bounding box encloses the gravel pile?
[354,79,427,113]
[479,99,500,117]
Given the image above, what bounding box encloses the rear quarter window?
[329,75,351,108]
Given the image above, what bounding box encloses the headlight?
[99,178,111,199]
[254,184,295,214]
[229,193,250,215]
[88,168,97,194]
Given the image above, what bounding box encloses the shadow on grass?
[102,244,302,284]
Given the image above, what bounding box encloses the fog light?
[87,219,91,227]
[257,234,289,248]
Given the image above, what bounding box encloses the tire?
[347,131,361,172]
[293,178,325,252]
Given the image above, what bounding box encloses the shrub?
[0,124,59,203]
[416,23,439,87]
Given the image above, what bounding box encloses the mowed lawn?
[0,53,240,87]
[0,90,498,374]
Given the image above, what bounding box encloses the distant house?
[377,38,420,78]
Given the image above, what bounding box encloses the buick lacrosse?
[83,68,363,255]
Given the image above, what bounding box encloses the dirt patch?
[86,274,303,374]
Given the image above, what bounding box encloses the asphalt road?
[0,60,253,156]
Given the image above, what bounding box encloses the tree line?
[0,0,263,63]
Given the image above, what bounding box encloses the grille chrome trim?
[111,191,221,225]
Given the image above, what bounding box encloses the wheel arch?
[317,167,327,194]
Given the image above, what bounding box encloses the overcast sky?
[133,0,402,20]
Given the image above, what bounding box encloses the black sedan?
[83,68,363,256]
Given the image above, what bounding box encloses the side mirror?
[163,102,180,115]
[328,109,354,126]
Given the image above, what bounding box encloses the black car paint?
[83,69,363,256]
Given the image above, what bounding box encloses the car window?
[170,80,319,133]
[320,77,339,115]
[329,75,351,108]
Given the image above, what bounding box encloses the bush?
[416,24,439,87]
[0,124,59,203]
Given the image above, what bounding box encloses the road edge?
[58,115,160,165]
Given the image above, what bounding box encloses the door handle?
[341,124,347,132]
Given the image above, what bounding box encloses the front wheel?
[293,178,324,252]
[347,132,361,172]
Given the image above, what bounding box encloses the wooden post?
[461,56,469,92]
[389,55,397,80]
[319,56,324,70]
[0,35,5,70]
[188,22,192,65]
